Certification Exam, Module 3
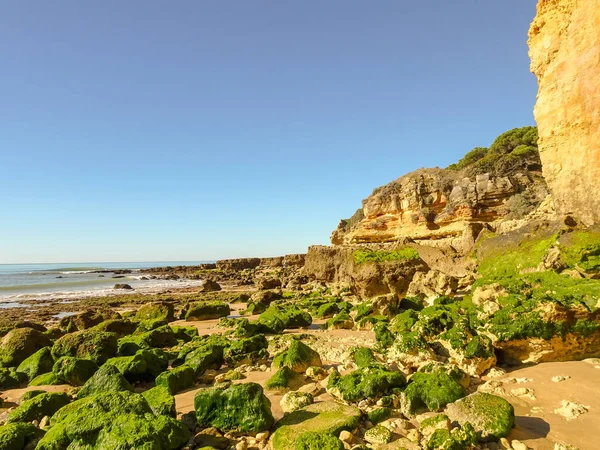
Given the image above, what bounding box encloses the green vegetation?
[194,382,274,433]
[224,334,269,366]
[265,366,303,392]
[35,391,189,450]
[0,422,39,450]
[155,364,195,395]
[353,247,420,265]
[52,330,118,365]
[446,393,514,440]
[185,301,230,321]
[272,340,322,373]
[367,406,392,424]
[142,385,176,417]
[6,392,70,424]
[0,327,52,367]
[52,356,98,386]
[401,369,466,415]
[295,432,344,450]
[16,347,54,381]
[77,365,133,398]
[327,367,406,402]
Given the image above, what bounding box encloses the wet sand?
[489,360,599,450]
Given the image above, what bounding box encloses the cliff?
[331,127,549,252]
[528,0,600,225]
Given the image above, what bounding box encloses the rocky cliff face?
[528,0,600,226]
[331,148,548,253]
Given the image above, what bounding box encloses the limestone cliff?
[332,130,548,252]
[528,0,600,225]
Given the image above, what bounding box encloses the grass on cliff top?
[353,248,420,265]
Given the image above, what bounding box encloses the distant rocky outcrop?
[528,0,600,226]
[332,127,549,253]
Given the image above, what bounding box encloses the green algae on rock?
[0,367,27,389]
[185,301,230,321]
[445,392,514,440]
[51,330,118,365]
[0,327,52,367]
[401,370,466,416]
[327,367,406,403]
[0,422,39,450]
[272,340,322,373]
[194,382,274,433]
[223,334,269,366]
[364,424,393,444]
[142,385,176,417]
[257,304,312,333]
[6,392,70,424]
[295,432,344,450]
[270,401,361,450]
[156,364,195,395]
[29,372,62,387]
[15,347,54,381]
[36,391,189,450]
[52,356,98,386]
[135,302,176,322]
[265,366,304,392]
[77,365,133,398]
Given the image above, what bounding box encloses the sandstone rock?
[406,270,458,304]
[280,391,313,414]
[200,279,221,292]
[529,0,600,226]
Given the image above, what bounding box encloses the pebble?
[499,437,511,449]
[255,431,269,442]
[406,429,421,442]
[551,375,571,383]
[511,439,529,450]
[235,441,248,450]
[339,430,353,443]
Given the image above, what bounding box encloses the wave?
[30,267,104,274]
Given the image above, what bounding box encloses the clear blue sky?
[0,1,538,264]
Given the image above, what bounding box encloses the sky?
[0,1,539,264]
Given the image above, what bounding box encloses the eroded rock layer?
[528,0,600,225]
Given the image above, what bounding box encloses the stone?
[0,327,52,367]
[200,279,222,292]
[185,301,230,321]
[6,392,70,424]
[363,425,393,444]
[445,392,515,440]
[270,401,361,450]
[194,382,274,433]
[15,347,54,381]
[528,0,600,226]
[272,340,322,373]
[77,365,133,398]
[554,400,589,421]
[339,430,353,443]
[511,440,529,450]
[280,391,313,414]
[114,283,133,290]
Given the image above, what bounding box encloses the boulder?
[77,365,133,399]
[52,330,118,365]
[6,392,70,424]
[265,367,304,392]
[0,422,39,450]
[135,302,175,322]
[35,391,189,450]
[280,391,314,414]
[327,367,406,403]
[114,283,133,290]
[444,392,514,441]
[52,357,98,386]
[272,340,322,373]
[0,367,27,389]
[185,302,230,321]
[15,347,54,381]
[142,385,176,417]
[155,365,195,395]
[0,327,52,367]
[194,382,274,433]
[400,370,466,417]
[200,279,222,292]
[270,401,361,450]
[295,432,344,450]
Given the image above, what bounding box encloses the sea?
[0,261,212,305]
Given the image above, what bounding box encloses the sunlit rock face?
[528,0,600,226]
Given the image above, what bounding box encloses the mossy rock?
[352,347,380,369]
[156,364,195,395]
[52,330,118,365]
[136,302,176,322]
[117,325,177,355]
[445,392,514,440]
[194,382,274,433]
[295,432,344,450]
[224,334,269,366]
[77,365,133,399]
[91,319,138,337]
[29,372,62,386]
[35,391,189,450]
[104,353,149,382]
[316,302,340,319]
[0,422,39,450]
[59,310,121,333]
[6,392,70,424]
[367,407,392,424]
[270,401,362,450]
[185,302,230,321]
[257,305,312,334]
[142,385,176,417]
[401,370,466,416]
[0,327,52,367]
[364,424,393,444]
[272,340,322,373]
[137,348,170,378]
[0,367,27,389]
[265,366,304,392]
[184,344,224,375]
[171,325,199,342]
[52,356,98,386]
[15,347,54,381]
[327,367,406,403]
[326,312,354,330]
[19,390,46,403]
[280,391,313,414]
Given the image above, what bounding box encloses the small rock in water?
[114,283,133,290]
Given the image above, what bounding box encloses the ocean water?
[0,261,212,303]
